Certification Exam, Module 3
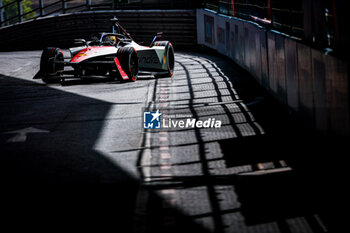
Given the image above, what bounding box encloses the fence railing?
[203,0,337,49]
[1,0,338,53]
[0,0,203,28]
[203,0,305,38]
[0,0,115,27]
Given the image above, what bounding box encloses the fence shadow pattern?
[136,52,329,233]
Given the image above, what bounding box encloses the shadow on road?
[1,48,347,233]
[0,74,209,233]
[136,51,347,233]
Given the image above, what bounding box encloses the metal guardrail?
[0,0,113,27]
[0,9,197,51]
[203,0,306,41]
[0,0,203,28]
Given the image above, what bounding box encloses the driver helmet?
[104,35,117,45]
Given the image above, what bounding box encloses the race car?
[34,17,175,83]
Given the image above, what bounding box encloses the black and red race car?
[34,17,175,83]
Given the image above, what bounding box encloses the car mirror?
[74,39,87,46]
[150,32,164,47]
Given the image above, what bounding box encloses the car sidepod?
[136,43,174,77]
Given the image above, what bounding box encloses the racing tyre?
[116,47,138,82]
[153,41,175,78]
[40,47,64,83]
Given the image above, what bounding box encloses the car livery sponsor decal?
[71,48,89,63]
[139,56,160,64]
[71,46,118,63]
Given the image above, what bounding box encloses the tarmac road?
[0,50,344,232]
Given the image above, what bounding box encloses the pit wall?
[197,9,349,135]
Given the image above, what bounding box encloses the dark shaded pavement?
[0,50,347,233]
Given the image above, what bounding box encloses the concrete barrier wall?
[197,9,349,135]
[0,10,197,51]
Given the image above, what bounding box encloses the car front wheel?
[116,47,139,82]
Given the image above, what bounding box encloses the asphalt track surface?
[0,50,346,232]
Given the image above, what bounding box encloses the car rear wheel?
[153,41,175,78]
[40,47,64,83]
[116,47,138,82]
